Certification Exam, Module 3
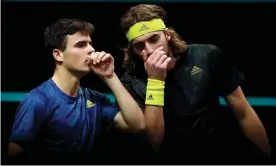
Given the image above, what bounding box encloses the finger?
[152,46,164,56]
[90,52,99,64]
[150,50,166,64]
[157,45,165,51]
[154,46,164,54]
[145,46,164,64]
[160,57,172,68]
[96,51,106,63]
[87,57,93,65]
[156,54,168,66]
[146,46,162,61]
[146,51,156,63]
[101,53,113,62]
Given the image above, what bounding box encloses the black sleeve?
[120,73,147,111]
[209,45,245,97]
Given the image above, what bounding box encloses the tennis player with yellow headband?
[119,4,271,164]
[126,18,171,108]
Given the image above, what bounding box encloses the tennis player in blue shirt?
[7,19,146,164]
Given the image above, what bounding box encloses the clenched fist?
[88,51,115,78]
[143,46,171,81]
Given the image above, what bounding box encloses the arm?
[104,73,146,132]
[143,105,164,150]
[89,50,163,147]
[224,86,271,155]
[8,142,24,156]
[120,73,164,150]
[88,52,145,132]
[139,47,170,150]
[210,45,271,155]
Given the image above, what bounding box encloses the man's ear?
[52,49,64,62]
[164,28,171,41]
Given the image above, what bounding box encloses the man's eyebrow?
[74,40,92,45]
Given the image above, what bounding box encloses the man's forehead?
[67,32,92,43]
[133,31,161,43]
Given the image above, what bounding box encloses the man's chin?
[76,69,90,77]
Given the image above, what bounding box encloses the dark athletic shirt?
[119,44,244,163]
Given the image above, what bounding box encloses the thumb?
[87,56,95,65]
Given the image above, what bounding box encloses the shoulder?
[28,79,56,100]
[119,72,135,91]
[184,44,224,66]
[17,80,53,112]
[120,72,135,84]
[120,72,147,85]
[187,44,220,52]
[17,89,49,117]
[119,72,147,96]
[23,83,51,105]
[187,44,221,57]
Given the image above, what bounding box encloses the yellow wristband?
[145,79,165,106]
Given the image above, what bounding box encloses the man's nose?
[87,44,95,55]
[144,43,155,56]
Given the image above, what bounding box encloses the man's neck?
[52,68,80,97]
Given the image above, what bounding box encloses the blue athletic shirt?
[9,78,119,162]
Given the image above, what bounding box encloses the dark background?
[1,1,276,164]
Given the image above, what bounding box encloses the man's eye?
[134,42,145,50]
[75,42,87,48]
[149,35,159,43]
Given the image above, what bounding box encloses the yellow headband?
[126,18,166,42]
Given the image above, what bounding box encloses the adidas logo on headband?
[127,18,166,41]
[139,24,149,32]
